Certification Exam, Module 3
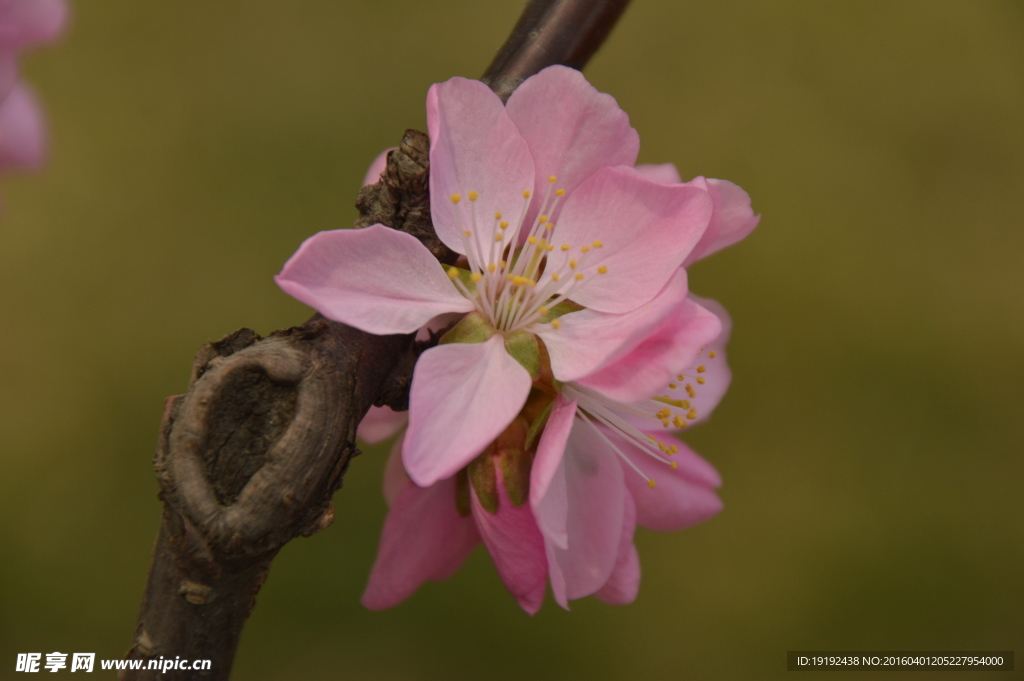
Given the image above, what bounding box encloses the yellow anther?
[654,396,689,409]
[708,350,717,358]
[488,263,496,273]
[539,215,549,223]
[597,265,608,274]
[677,374,686,381]
[548,175,557,183]
[523,189,532,198]
[468,191,479,201]
[668,445,679,455]
[546,244,554,251]
[647,435,657,441]
[580,245,590,253]
[648,479,656,489]
[447,268,458,280]
[677,419,687,429]
[499,221,509,229]
[450,193,461,204]
[686,409,698,420]
[463,230,472,237]
[551,273,560,281]
[560,244,571,251]
[471,273,483,283]
[697,377,706,385]
[697,365,707,373]
[655,408,671,420]
[555,188,566,196]
[592,240,603,248]
[672,415,685,429]
[671,461,678,470]
[686,389,697,398]
[527,236,538,245]
[539,306,549,316]
[500,260,507,268]
[569,259,577,269]
[574,273,584,281]
[494,211,502,220]
[662,420,671,428]
[669,383,678,389]
[658,442,667,452]
[545,222,554,230]
[495,233,504,242]
[551,319,561,330]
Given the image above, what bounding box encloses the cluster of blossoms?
[0,0,66,172]
[277,66,757,613]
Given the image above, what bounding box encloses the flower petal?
[275,224,474,335]
[362,473,479,610]
[684,178,760,266]
[536,269,690,385]
[382,433,409,508]
[573,292,723,404]
[0,83,45,170]
[427,77,534,255]
[0,0,67,47]
[634,162,681,184]
[542,417,624,605]
[530,395,577,550]
[404,336,532,486]
[548,165,712,313]
[471,467,548,615]
[594,489,640,605]
[505,65,639,225]
[361,147,394,187]
[357,405,407,445]
[622,436,723,533]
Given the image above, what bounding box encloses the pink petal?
[683,178,760,266]
[621,435,723,533]
[361,147,394,187]
[404,336,532,487]
[634,162,681,184]
[357,405,407,445]
[471,467,548,615]
[530,395,577,550]
[595,489,640,605]
[427,77,534,255]
[536,269,690,385]
[382,434,408,507]
[548,165,712,313]
[362,474,479,610]
[0,0,67,48]
[505,65,638,225]
[542,418,624,606]
[573,292,723,404]
[680,294,733,425]
[275,224,474,335]
[0,82,45,170]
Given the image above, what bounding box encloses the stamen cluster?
[446,176,607,334]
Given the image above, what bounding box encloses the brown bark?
[123,1,632,678]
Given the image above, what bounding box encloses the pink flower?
[0,0,67,171]
[277,65,758,612]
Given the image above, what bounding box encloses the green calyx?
[504,330,541,378]
[537,300,583,323]
[438,311,495,345]
[468,417,533,513]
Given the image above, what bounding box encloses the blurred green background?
[1,1,1021,679]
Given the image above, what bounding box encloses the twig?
[122,2,631,678]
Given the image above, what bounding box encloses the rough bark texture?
[124,1,631,678]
